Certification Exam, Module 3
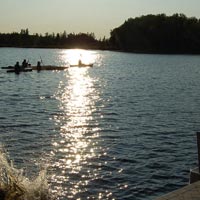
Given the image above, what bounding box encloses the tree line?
[110,13,200,54]
[0,29,110,49]
[1,13,200,54]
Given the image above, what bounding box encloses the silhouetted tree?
[110,13,200,53]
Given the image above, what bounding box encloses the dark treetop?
[110,13,200,54]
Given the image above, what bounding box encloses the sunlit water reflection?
[60,49,97,66]
[50,51,109,199]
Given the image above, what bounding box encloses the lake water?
[0,48,200,200]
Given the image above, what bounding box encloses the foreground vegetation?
[1,13,200,54]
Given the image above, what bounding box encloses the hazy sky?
[0,0,200,38]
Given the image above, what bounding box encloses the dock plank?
[155,181,200,200]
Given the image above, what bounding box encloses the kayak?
[31,65,68,70]
[70,63,93,67]
[7,68,33,73]
[4,65,68,72]
[2,66,15,69]
[2,64,32,69]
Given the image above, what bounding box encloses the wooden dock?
[156,180,200,200]
[156,132,200,200]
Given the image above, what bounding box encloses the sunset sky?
[0,0,200,39]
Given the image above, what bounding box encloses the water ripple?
[0,49,200,200]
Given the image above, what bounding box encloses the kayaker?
[78,59,82,65]
[37,61,41,71]
[14,62,20,74]
[22,59,28,69]
[78,54,83,65]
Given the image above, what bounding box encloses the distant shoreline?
[1,46,200,56]
[1,13,200,54]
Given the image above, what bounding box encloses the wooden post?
[197,132,200,173]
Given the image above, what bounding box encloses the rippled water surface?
[1,48,200,199]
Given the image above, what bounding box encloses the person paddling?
[22,59,28,69]
[37,61,41,72]
[14,61,20,74]
[78,59,82,66]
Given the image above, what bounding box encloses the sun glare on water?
[50,58,104,199]
[61,49,96,66]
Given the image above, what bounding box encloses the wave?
[0,146,54,200]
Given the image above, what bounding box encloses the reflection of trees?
[110,13,200,54]
[0,29,109,49]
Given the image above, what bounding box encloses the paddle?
[40,56,44,66]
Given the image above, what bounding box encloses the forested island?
[1,13,200,54]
